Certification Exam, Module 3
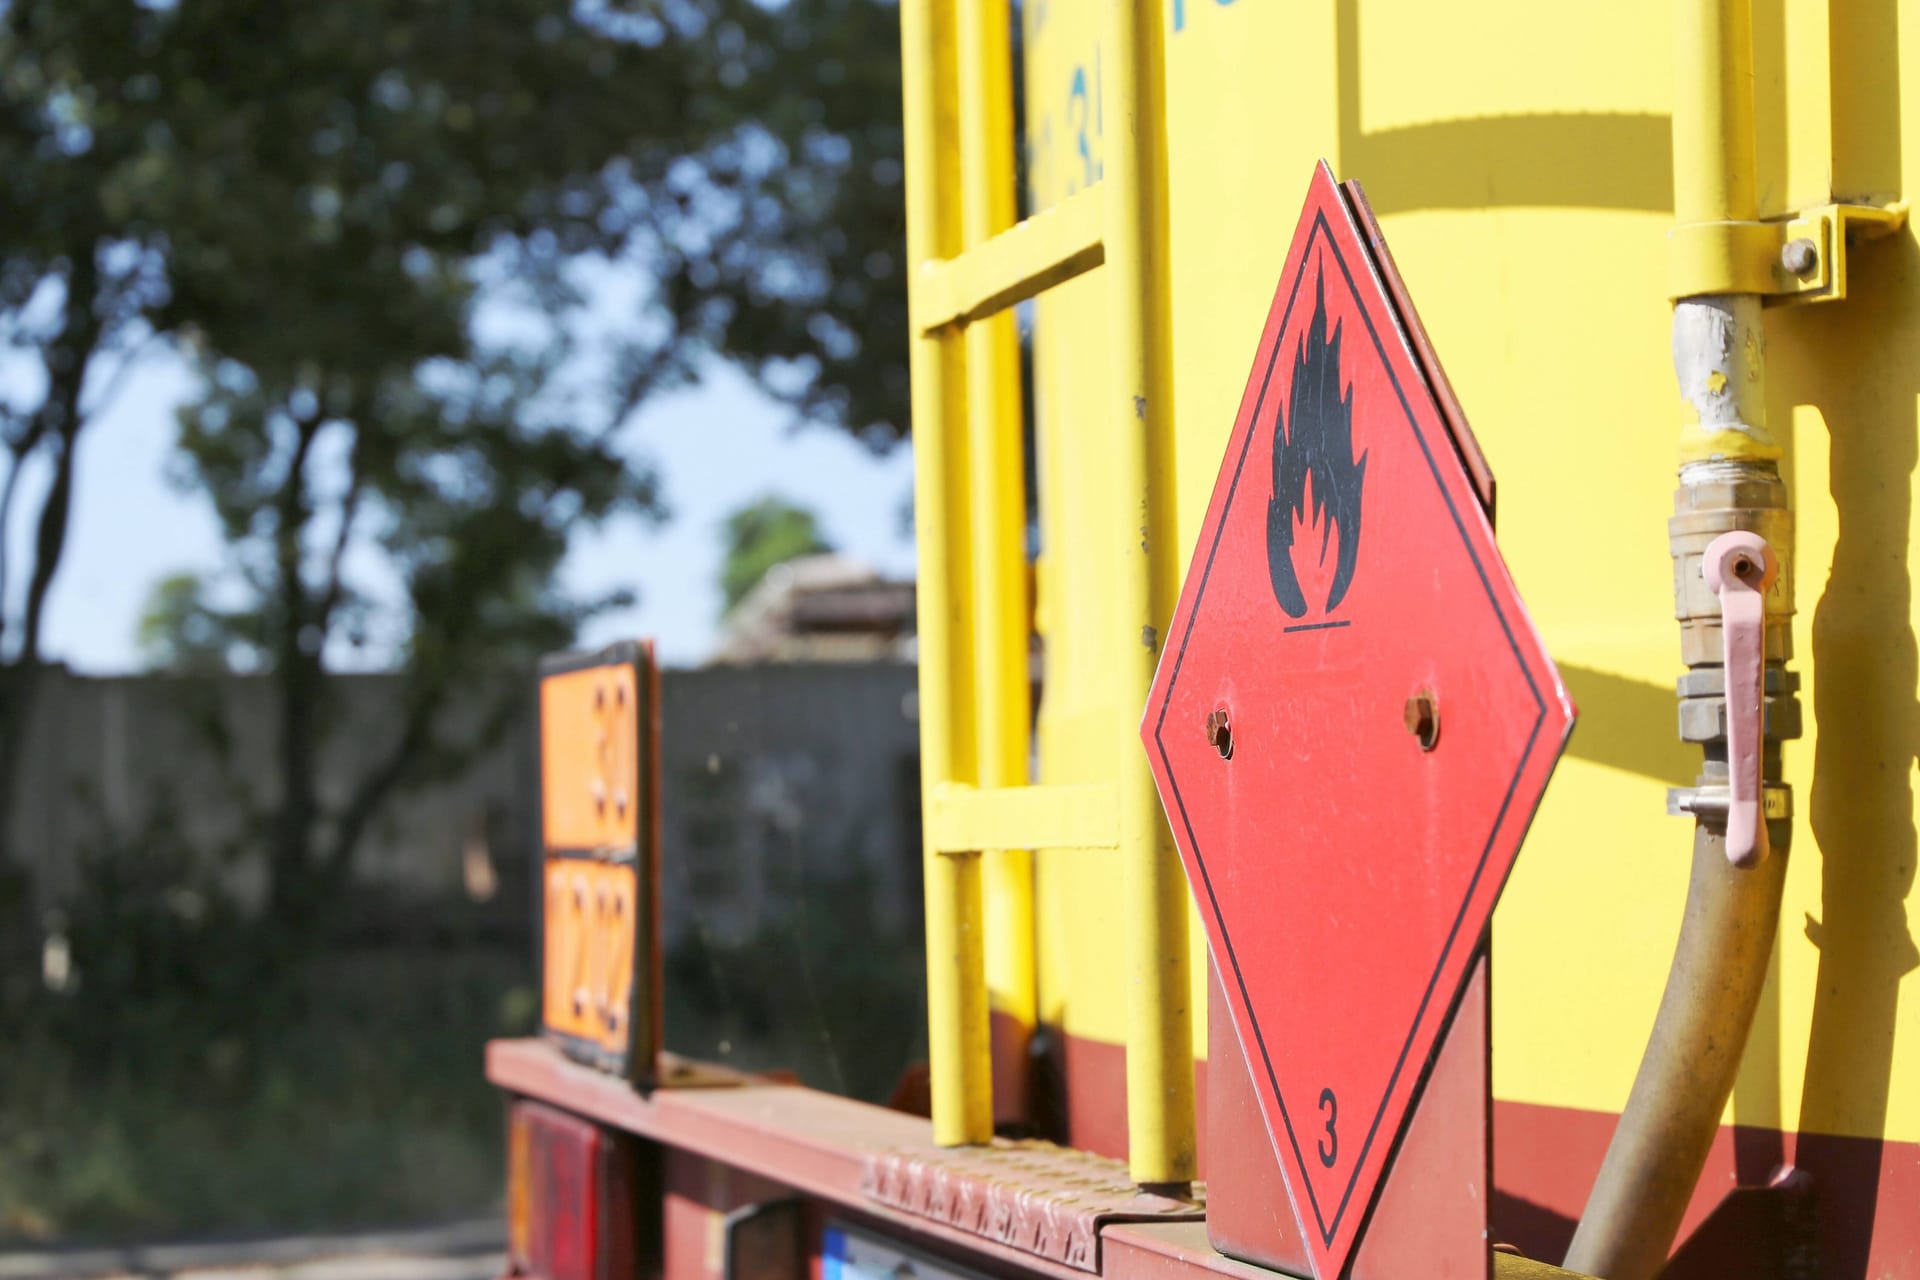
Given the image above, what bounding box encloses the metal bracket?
[1668,202,1908,304]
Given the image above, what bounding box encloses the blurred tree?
[137,574,232,675]
[721,495,833,612]
[0,0,908,921]
[159,358,650,926]
[0,3,173,847]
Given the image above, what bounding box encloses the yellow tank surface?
[1009,0,1918,1271]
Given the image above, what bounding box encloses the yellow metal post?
[1100,0,1196,1188]
[902,0,994,1147]
[956,0,1037,1125]
[906,0,1193,1168]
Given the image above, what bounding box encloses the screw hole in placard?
[1404,689,1440,751]
[1204,708,1233,760]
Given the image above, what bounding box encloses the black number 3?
[1317,1088,1339,1168]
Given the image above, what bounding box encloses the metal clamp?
[1668,202,1908,304]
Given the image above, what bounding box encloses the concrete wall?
[656,664,929,1098]
[6,668,538,915]
[4,663,923,936]
[3,659,927,1100]
[660,663,924,947]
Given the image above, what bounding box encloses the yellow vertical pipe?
[1666,5,1782,736]
[1670,0,1775,470]
[1671,0,1758,228]
[901,0,993,1146]
[956,0,1037,1126]
[1100,0,1196,1187]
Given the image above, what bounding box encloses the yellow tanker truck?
[486,2,1920,1278]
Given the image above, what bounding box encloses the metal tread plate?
[862,1139,1205,1272]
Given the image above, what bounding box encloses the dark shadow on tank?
[1332,0,1673,215]
[1663,1174,1821,1280]
[1490,1189,1576,1263]
[1719,0,1794,1195]
[1766,2,1912,1271]
[1730,944,1788,1183]
[1557,665,1697,786]
[1830,0,1905,205]
[1772,226,1920,1280]
[1751,0,1789,212]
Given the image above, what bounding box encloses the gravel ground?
[0,1221,504,1280]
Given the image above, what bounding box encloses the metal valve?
[1702,530,1778,867]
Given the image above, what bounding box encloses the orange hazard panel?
[542,857,640,1057]
[540,662,642,852]
[537,641,660,1083]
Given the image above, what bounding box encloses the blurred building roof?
[709,553,916,664]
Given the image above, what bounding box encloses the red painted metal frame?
[489,1039,1251,1280]
[1206,954,1490,1280]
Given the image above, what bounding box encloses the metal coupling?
[1666,462,1800,857]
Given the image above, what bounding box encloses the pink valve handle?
[1702,530,1778,868]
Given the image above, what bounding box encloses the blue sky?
[20,354,916,674]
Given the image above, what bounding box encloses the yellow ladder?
[901,0,1195,1187]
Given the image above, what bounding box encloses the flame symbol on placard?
[1268,268,1368,619]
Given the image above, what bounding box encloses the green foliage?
[0,0,916,1243]
[43,803,256,1051]
[51,0,908,917]
[0,791,532,1244]
[721,495,834,612]
[0,944,532,1243]
[0,0,910,866]
[669,0,912,447]
[0,0,907,439]
[0,5,176,804]
[136,574,233,673]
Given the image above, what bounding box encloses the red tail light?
[507,1101,638,1280]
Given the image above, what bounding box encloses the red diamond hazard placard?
[1142,163,1575,1280]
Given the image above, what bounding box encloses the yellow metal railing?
[1099,0,1196,1188]
[912,188,1107,332]
[900,0,1195,1186]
